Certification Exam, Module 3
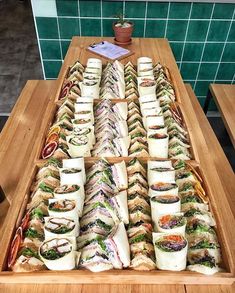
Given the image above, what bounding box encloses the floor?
[0,0,43,114]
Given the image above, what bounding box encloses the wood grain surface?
[0,38,234,293]
[186,84,235,216]
[209,84,235,148]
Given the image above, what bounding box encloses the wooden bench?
[0,80,56,230]
[203,84,235,148]
[186,84,235,216]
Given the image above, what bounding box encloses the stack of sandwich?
[78,159,130,272]
[41,96,95,159]
[148,159,221,274]
[124,61,139,99]
[136,57,169,158]
[173,160,221,275]
[127,158,155,270]
[154,63,176,103]
[8,158,86,272]
[162,101,191,160]
[41,98,74,160]
[67,96,95,157]
[92,99,130,156]
[42,59,104,159]
[148,159,188,271]
[100,60,125,99]
[79,58,102,99]
[128,100,149,157]
[59,60,84,101]
[65,58,101,156]
[154,64,191,160]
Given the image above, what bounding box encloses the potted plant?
[113,13,134,45]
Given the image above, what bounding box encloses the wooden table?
[0,38,234,293]
[204,84,235,148]
[0,80,56,229]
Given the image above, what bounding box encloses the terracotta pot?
[113,22,134,44]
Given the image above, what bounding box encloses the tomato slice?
[46,132,59,144]
[20,212,30,231]
[42,141,58,159]
[8,227,23,268]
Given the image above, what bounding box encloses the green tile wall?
[32,0,235,111]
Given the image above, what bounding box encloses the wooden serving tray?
[0,158,234,285]
[34,99,196,162]
[0,38,234,289]
[54,38,181,104]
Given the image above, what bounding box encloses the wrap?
[54,184,85,217]
[138,80,156,96]
[148,182,178,197]
[156,213,186,235]
[152,232,188,271]
[147,125,168,136]
[139,94,157,104]
[85,66,102,75]
[66,135,91,157]
[148,167,175,185]
[87,58,102,69]
[148,133,169,158]
[39,238,78,270]
[62,157,86,183]
[148,159,172,171]
[74,111,94,124]
[150,195,181,221]
[44,216,79,238]
[141,107,162,118]
[60,168,84,186]
[143,115,164,130]
[138,69,154,77]
[72,118,93,129]
[79,80,100,99]
[137,57,153,67]
[74,101,93,112]
[72,127,95,147]
[48,199,78,219]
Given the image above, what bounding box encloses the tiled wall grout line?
[30,0,46,79]
[179,2,193,70]
[171,40,235,44]
[55,1,64,62]
[32,0,235,108]
[164,2,171,38]
[193,3,216,91]
[232,73,235,84]
[43,59,63,62]
[100,0,103,37]
[213,8,235,83]
[37,38,235,45]
[181,61,235,64]
[54,0,63,61]
[143,1,148,38]
[185,79,234,82]
[56,18,64,62]
[78,0,82,36]
[54,15,234,22]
